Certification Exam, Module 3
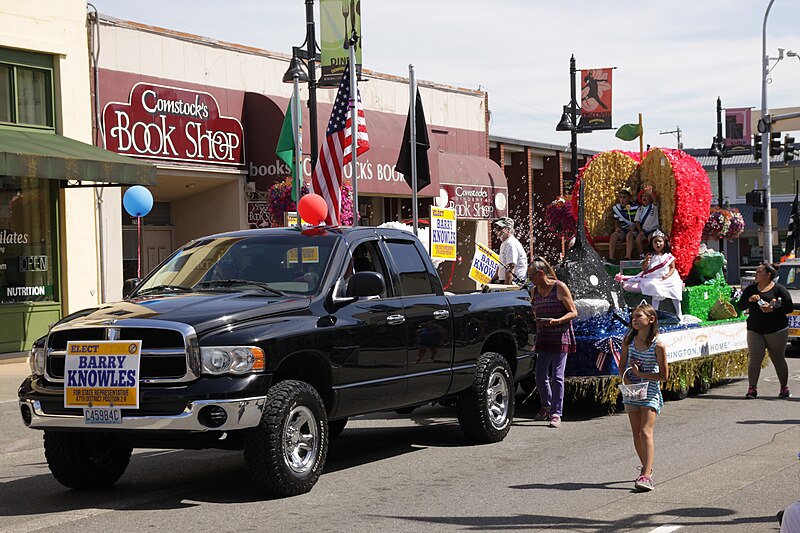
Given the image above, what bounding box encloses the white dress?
[623,252,683,301]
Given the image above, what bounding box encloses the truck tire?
[244,380,328,496]
[457,352,514,443]
[43,431,132,489]
[328,418,347,438]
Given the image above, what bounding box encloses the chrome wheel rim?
[282,405,319,474]
[486,369,510,429]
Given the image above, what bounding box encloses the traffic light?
[770,131,783,156]
[753,208,765,226]
[785,134,797,163]
[753,134,762,161]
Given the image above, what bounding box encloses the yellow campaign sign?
[285,212,310,227]
[789,311,800,337]
[64,341,141,408]
[287,246,320,264]
[430,206,457,261]
[468,243,501,285]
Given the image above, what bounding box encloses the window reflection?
[0,177,55,303]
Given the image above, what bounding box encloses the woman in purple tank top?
[528,256,577,428]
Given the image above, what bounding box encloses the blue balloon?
[123,185,154,217]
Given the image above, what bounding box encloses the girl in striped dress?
[619,303,669,492]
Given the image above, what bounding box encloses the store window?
[736,167,796,197]
[0,177,58,303]
[0,49,54,129]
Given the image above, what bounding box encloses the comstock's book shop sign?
[103,83,244,165]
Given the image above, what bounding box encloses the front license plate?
[83,407,122,425]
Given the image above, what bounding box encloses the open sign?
[19,255,48,272]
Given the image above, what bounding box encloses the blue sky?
[87,0,800,152]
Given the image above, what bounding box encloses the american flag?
[311,60,369,226]
[595,336,622,372]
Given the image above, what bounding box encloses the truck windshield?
[135,234,337,296]
[778,264,800,290]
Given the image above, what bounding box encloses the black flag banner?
[396,89,431,192]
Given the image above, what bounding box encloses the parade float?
[547,147,749,408]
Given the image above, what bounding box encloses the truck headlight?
[29,347,46,376]
[200,346,265,375]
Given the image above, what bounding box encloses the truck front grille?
[46,326,189,382]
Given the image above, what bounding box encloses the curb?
[0,352,27,365]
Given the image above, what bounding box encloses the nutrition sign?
[468,243,501,285]
[64,341,141,409]
[430,207,457,261]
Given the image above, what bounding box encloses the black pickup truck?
[19,226,535,496]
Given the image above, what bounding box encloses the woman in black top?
[736,262,793,399]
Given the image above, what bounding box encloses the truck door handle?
[433,310,450,320]
[386,314,405,325]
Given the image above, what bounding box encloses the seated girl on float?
[634,185,659,255]
[615,230,684,319]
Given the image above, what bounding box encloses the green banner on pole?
[276,96,300,201]
[320,0,362,86]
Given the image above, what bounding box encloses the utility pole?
[659,126,683,149]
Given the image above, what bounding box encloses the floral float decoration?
[572,147,712,279]
[544,195,577,240]
[266,178,354,226]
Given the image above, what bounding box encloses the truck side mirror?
[123,278,141,298]
[346,271,385,298]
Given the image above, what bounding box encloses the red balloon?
[297,193,328,226]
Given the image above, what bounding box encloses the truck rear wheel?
[43,431,132,489]
[457,352,514,443]
[244,380,328,496]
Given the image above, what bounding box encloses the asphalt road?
[1,357,798,533]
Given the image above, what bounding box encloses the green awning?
[0,128,156,186]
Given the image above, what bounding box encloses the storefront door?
[143,228,173,277]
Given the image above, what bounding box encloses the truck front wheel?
[457,352,514,443]
[244,380,328,496]
[43,431,132,489]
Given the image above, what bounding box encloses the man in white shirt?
[494,217,528,284]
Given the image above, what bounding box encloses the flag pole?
[409,65,418,236]
[293,73,303,229]
[348,31,359,227]
[638,112,644,160]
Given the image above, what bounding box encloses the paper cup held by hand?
[123,185,154,217]
[298,193,328,226]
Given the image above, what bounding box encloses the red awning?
[243,92,506,205]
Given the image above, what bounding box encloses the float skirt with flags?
[311,59,369,225]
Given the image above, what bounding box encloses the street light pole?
[716,97,725,254]
[554,54,619,305]
[569,55,578,188]
[305,0,319,172]
[761,0,776,263]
